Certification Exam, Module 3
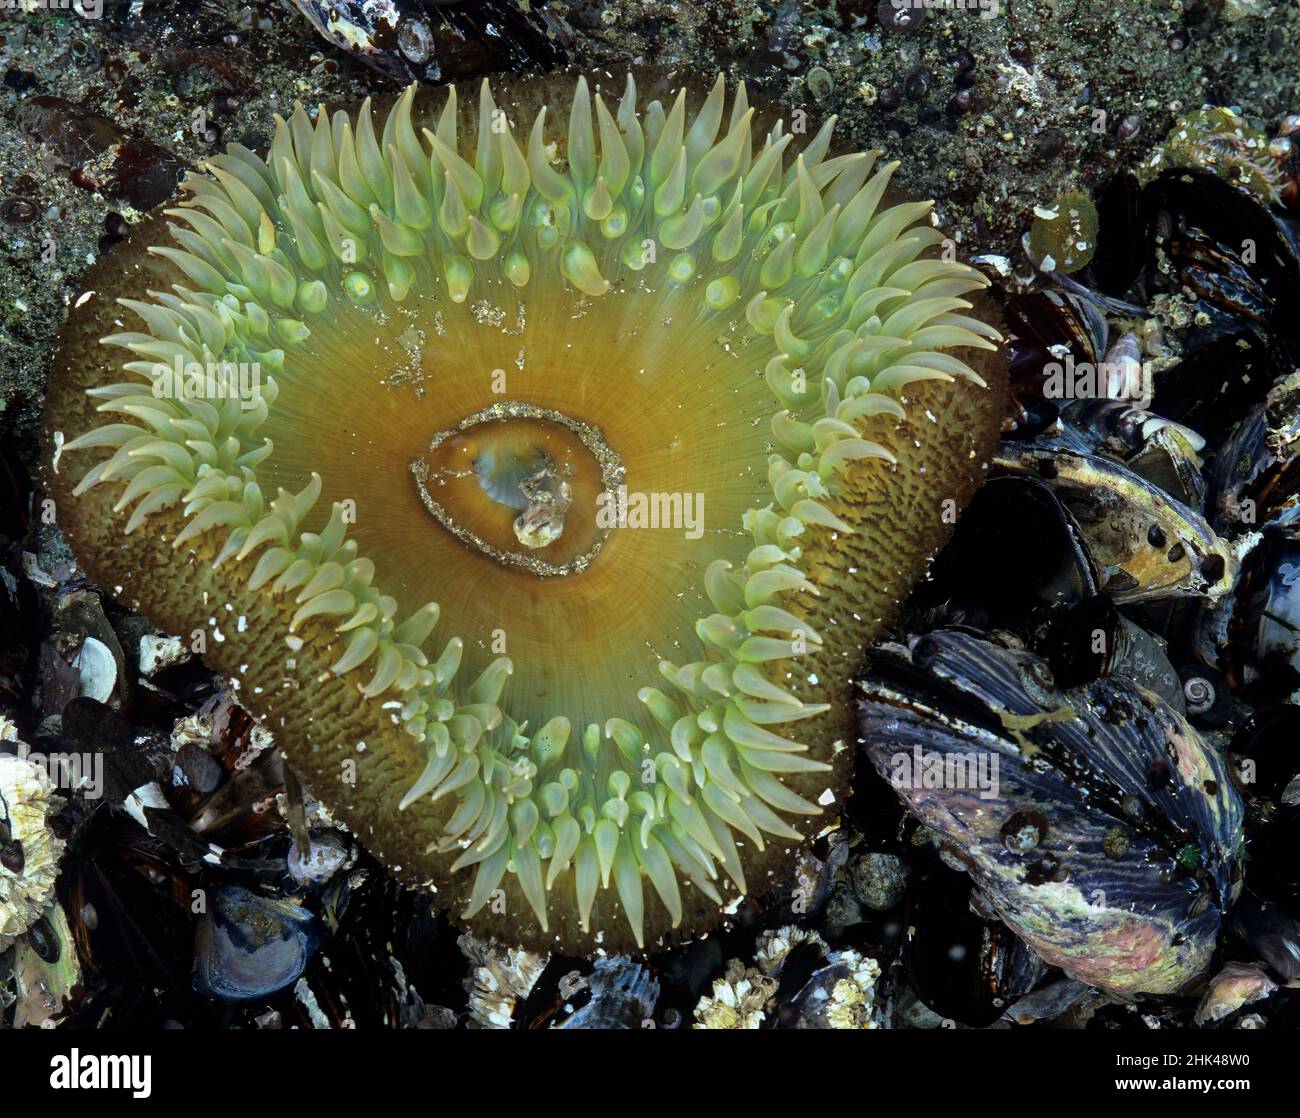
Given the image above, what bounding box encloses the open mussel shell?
[1141,170,1300,441]
[1005,289,1107,380]
[1121,425,1208,512]
[1232,526,1300,694]
[1230,893,1300,984]
[1076,167,1300,332]
[1194,523,1300,702]
[995,444,1235,603]
[858,630,1245,996]
[1154,331,1295,444]
[1074,167,1300,443]
[1227,705,1300,910]
[1205,374,1300,532]
[909,475,1098,628]
[1231,705,1300,807]
[901,862,1046,1027]
[1091,171,1147,298]
[1046,594,1185,711]
[1143,170,1300,352]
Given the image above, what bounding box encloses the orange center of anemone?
[258,277,778,729]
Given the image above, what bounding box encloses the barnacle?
[45,72,1006,952]
[460,933,547,1029]
[693,961,775,1029]
[693,927,880,1029]
[823,955,883,1030]
[0,750,66,951]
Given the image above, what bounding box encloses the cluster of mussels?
[848,162,1300,1021]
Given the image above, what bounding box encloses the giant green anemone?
[45,71,1006,952]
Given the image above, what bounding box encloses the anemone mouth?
[409,401,623,575]
[44,70,1007,952]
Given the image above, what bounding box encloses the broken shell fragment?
[460,933,547,1029]
[555,956,660,1029]
[13,904,81,1028]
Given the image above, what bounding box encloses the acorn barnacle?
[0,751,66,952]
[45,71,1006,952]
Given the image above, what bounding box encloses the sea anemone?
[1148,106,1283,205]
[45,71,1006,951]
[1027,190,1099,276]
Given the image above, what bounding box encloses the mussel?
[859,630,1245,995]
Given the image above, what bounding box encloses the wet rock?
[14,95,184,209]
[824,881,864,929]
